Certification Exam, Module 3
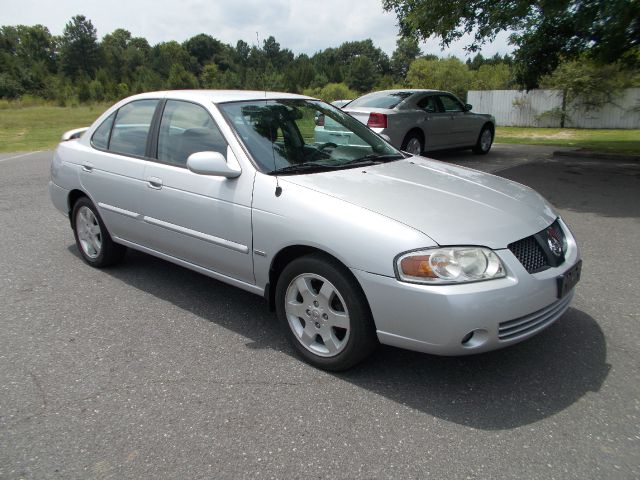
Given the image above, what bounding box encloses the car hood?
[281,157,557,249]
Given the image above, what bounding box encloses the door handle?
[146,177,163,189]
[81,163,93,172]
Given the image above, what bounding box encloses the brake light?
[367,113,387,128]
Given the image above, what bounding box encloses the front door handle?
[147,177,163,189]
[81,163,94,172]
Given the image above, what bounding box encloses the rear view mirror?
[187,151,241,178]
[464,104,473,111]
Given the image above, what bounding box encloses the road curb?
[552,150,640,162]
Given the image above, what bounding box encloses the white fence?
[467,88,640,129]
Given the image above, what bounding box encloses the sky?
[1,0,514,59]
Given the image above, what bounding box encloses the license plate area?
[557,260,582,298]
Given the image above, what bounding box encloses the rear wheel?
[72,197,126,267]
[473,125,493,155]
[275,254,378,371]
[401,132,424,156]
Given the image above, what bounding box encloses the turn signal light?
[399,255,436,278]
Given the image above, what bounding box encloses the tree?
[346,56,378,92]
[151,41,196,77]
[471,63,512,90]
[539,57,640,126]
[406,57,473,99]
[200,63,222,88]
[167,63,199,89]
[184,34,222,65]
[391,36,421,80]
[382,0,640,89]
[59,15,101,78]
[101,28,132,83]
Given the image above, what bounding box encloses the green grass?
[1,105,639,155]
[0,104,109,153]
[495,127,640,155]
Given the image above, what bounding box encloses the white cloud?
[1,0,514,58]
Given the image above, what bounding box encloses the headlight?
[395,247,506,285]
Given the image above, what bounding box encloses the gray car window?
[417,96,439,113]
[439,95,464,113]
[109,99,158,157]
[157,100,228,167]
[348,91,413,109]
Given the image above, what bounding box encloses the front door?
[139,100,255,284]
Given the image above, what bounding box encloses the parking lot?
[1,145,638,479]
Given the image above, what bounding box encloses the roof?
[363,89,442,95]
[123,89,314,104]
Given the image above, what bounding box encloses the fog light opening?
[461,329,489,348]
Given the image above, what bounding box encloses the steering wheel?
[317,142,337,151]
[308,142,338,160]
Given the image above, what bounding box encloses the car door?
[139,99,255,284]
[437,94,477,146]
[416,95,451,149]
[79,99,160,245]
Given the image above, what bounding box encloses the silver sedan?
[339,89,495,156]
[49,90,580,371]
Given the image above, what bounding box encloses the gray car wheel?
[275,254,378,371]
[72,197,126,267]
[473,125,494,155]
[401,132,424,156]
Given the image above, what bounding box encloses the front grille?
[498,294,573,341]
[508,235,549,273]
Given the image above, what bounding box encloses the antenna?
[256,31,280,196]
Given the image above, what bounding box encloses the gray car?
[338,89,495,155]
[49,90,581,371]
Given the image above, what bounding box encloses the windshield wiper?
[270,153,404,175]
[342,153,404,167]
[270,162,339,175]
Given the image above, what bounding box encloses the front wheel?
[275,254,378,371]
[72,197,126,267]
[473,125,494,155]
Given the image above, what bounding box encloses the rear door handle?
[146,177,163,189]
[81,163,94,172]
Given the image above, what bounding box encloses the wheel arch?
[67,189,89,227]
[403,127,424,145]
[266,244,365,312]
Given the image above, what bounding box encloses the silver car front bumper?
[352,244,580,356]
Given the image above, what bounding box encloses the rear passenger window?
[109,99,159,157]
[91,112,115,150]
[157,100,228,167]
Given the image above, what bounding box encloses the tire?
[71,197,126,268]
[275,254,378,371]
[473,125,494,155]
[401,132,424,156]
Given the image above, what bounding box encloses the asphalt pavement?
[1,145,638,479]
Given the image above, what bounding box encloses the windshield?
[218,99,402,174]
[347,91,414,109]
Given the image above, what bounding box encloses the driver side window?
[157,100,228,167]
[438,95,464,113]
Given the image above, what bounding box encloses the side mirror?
[61,127,89,141]
[464,104,473,112]
[187,151,241,178]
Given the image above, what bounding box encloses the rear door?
[139,99,255,284]
[79,99,159,245]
